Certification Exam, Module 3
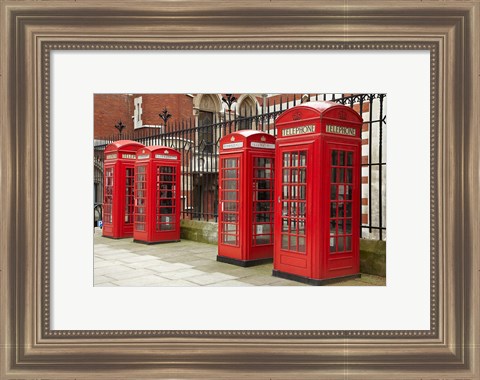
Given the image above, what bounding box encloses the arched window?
[198,94,218,153]
[237,96,256,130]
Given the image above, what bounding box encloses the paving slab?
[113,275,171,287]
[94,229,386,287]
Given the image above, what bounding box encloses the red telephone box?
[103,140,145,239]
[272,101,363,285]
[133,146,181,244]
[217,130,276,266]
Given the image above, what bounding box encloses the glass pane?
[337,168,344,183]
[223,224,237,233]
[347,151,354,166]
[346,236,352,251]
[331,185,337,200]
[224,179,238,190]
[256,202,271,212]
[337,237,345,252]
[331,150,338,165]
[330,203,337,218]
[283,153,290,167]
[223,234,237,244]
[291,169,298,183]
[255,213,271,222]
[282,202,288,215]
[160,166,175,174]
[346,219,352,234]
[289,235,297,251]
[299,202,306,217]
[254,224,271,235]
[346,168,353,183]
[282,218,289,232]
[257,191,272,201]
[299,168,306,183]
[224,169,237,178]
[281,234,288,249]
[291,152,298,166]
[224,191,238,201]
[338,219,345,234]
[158,207,173,215]
[290,219,297,232]
[346,202,352,217]
[282,186,288,199]
[299,151,307,166]
[338,203,344,217]
[224,213,238,222]
[224,158,237,168]
[346,186,353,200]
[330,237,336,252]
[256,235,271,245]
[299,186,306,200]
[282,169,290,182]
[331,168,337,183]
[338,185,345,200]
[290,202,297,216]
[224,202,238,211]
[298,237,306,253]
[339,151,345,165]
[160,223,175,231]
[298,220,305,234]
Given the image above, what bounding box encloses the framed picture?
[1,1,478,378]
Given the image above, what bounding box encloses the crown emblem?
[164,150,169,154]
[142,149,145,153]
[230,136,235,141]
[260,136,266,142]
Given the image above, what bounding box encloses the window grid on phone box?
[103,167,114,223]
[221,158,239,245]
[252,157,274,246]
[134,165,146,231]
[330,150,354,253]
[156,166,176,231]
[281,151,307,253]
[124,167,135,223]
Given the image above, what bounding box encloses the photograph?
[93,93,387,287]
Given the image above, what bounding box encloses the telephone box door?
[134,164,148,241]
[218,154,242,260]
[154,163,178,239]
[250,154,275,253]
[274,143,313,278]
[324,142,361,277]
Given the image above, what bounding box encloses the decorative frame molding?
[1,1,478,378]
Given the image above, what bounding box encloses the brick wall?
[94,94,135,139]
[94,94,194,139]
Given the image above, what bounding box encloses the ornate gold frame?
[1,1,478,378]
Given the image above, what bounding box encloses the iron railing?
[94,93,387,240]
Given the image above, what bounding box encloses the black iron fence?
[94,93,386,240]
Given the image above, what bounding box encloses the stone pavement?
[94,228,386,287]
